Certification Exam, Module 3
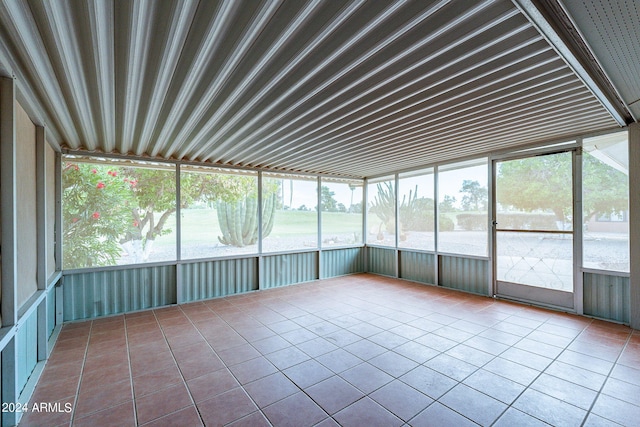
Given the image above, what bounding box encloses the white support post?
[54,153,64,325]
[36,126,50,359]
[175,164,181,261]
[1,76,18,327]
[629,123,640,330]
[433,166,439,285]
[55,152,62,272]
[317,176,322,280]
[36,125,48,291]
[394,174,399,278]
[175,164,182,304]
[573,146,584,314]
[0,75,19,427]
[257,171,264,290]
[488,159,495,296]
[363,178,368,272]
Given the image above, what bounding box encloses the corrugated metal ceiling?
[0,0,630,178]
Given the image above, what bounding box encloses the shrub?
[456,213,487,231]
[62,163,135,268]
[439,214,455,231]
[496,213,557,229]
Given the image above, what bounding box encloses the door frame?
[489,142,583,313]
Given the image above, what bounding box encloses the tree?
[582,152,628,221]
[64,164,189,266]
[62,163,136,268]
[289,179,293,210]
[497,155,571,221]
[63,162,279,267]
[119,167,178,263]
[460,180,487,211]
[348,183,357,212]
[439,195,456,212]
[497,153,627,223]
[320,185,339,212]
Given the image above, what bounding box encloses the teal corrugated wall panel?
[399,251,435,284]
[439,255,489,295]
[47,286,56,337]
[180,258,258,302]
[16,310,38,395]
[63,265,176,321]
[583,272,630,323]
[322,247,365,278]
[262,252,317,289]
[367,246,396,277]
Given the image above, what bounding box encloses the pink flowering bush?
[62,159,268,268]
[62,162,135,268]
[63,161,179,267]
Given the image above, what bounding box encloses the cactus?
[371,183,428,235]
[217,192,276,247]
[370,182,396,233]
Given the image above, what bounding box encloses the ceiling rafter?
[190,0,455,162]
[0,0,629,178]
[223,4,526,165]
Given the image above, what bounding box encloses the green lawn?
[273,210,362,236]
[153,208,363,248]
[180,208,219,244]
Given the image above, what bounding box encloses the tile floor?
[21,273,640,426]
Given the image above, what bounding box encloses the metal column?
[629,123,640,329]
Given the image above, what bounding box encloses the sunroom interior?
[1,0,640,426]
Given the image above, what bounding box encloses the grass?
[273,210,363,236]
[152,208,363,248]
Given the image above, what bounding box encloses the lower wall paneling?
[367,246,396,277]
[180,258,258,302]
[322,247,365,278]
[262,252,317,289]
[47,285,56,338]
[63,265,176,321]
[439,254,489,296]
[399,250,435,284]
[16,310,37,396]
[583,272,630,323]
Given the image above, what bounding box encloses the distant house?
[586,211,629,233]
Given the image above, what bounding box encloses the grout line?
[399,309,594,426]
[178,303,279,426]
[193,285,404,425]
[64,319,135,424]
[35,276,638,427]
[123,314,139,426]
[234,284,473,424]
[151,308,207,427]
[394,319,502,425]
[67,321,93,427]
[579,331,635,426]
[486,315,595,426]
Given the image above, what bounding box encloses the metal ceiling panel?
[0,0,625,178]
[559,0,640,121]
